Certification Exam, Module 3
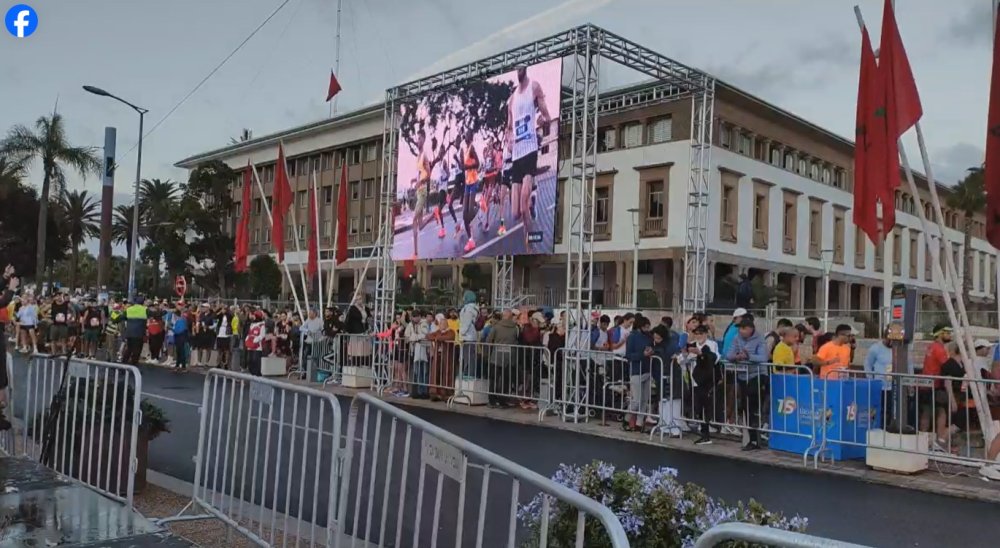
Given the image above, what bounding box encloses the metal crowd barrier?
[314,333,383,391]
[693,523,870,548]
[0,352,12,456]
[817,370,1000,468]
[335,391,629,548]
[554,349,668,429]
[20,354,143,506]
[159,369,344,547]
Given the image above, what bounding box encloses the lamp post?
[820,248,835,332]
[628,208,639,309]
[83,86,147,302]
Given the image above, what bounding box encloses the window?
[875,240,884,272]
[233,202,242,219]
[349,147,362,165]
[810,163,819,180]
[784,153,795,171]
[349,217,358,234]
[782,192,797,255]
[253,198,262,214]
[834,170,846,189]
[302,157,313,175]
[262,165,275,183]
[364,178,375,199]
[983,254,991,293]
[821,168,831,184]
[833,210,845,264]
[798,158,807,175]
[720,172,738,243]
[297,190,307,208]
[720,125,731,149]
[638,260,654,275]
[252,229,260,244]
[854,229,866,268]
[322,220,332,238]
[298,224,306,240]
[738,133,751,156]
[321,152,333,171]
[288,159,297,177]
[809,202,822,259]
[263,228,271,243]
[363,215,373,233]
[365,143,378,162]
[647,181,664,220]
[599,127,617,151]
[623,123,643,148]
[770,147,782,166]
[350,181,359,200]
[752,186,768,250]
[594,187,610,235]
[910,232,919,278]
[648,117,672,144]
[323,185,333,204]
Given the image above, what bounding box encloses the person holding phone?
[624,316,654,432]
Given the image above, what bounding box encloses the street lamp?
[820,248,835,332]
[83,85,148,302]
[627,208,639,309]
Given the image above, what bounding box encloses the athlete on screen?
[460,130,481,253]
[433,146,451,239]
[506,66,553,246]
[411,131,445,259]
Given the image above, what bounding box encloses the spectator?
[244,311,267,376]
[16,294,39,353]
[726,316,769,450]
[123,297,148,365]
[804,316,830,355]
[517,312,545,409]
[215,305,237,370]
[764,318,793,360]
[147,303,165,363]
[624,316,654,432]
[459,290,479,378]
[686,325,720,445]
[609,313,634,358]
[812,324,853,380]
[486,307,519,408]
[865,329,896,427]
[735,272,753,309]
[937,344,970,452]
[771,327,800,372]
[427,313,456,401]
[405,313,430,400]
[920,325,952,415]
[173,302,191,371]
[49,292,69,355]
[720,308,748,358]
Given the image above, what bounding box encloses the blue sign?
[4,4,38,38]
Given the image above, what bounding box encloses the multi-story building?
[176,80,995,314]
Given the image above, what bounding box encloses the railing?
[0,352,12,456]
[694,523,870,548]
[20,354,142,506]
[159,369,343,548]
[335,391,629,548]
[643,216,665,235]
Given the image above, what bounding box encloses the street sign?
[174,276,187,298]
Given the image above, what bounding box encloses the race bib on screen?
[515,115,531,141]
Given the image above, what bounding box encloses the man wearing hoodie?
[726,316,769,450]
[405,313,430,399]
[486,307,520,407]
[458,290,480,378]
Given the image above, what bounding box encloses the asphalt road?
[8,355,1000,547]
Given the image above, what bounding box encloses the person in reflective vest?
[244,311,266,377]
[123,298,148,365]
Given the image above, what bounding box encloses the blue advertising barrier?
[770,374,883,461]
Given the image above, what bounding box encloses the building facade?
[176,81,996,314]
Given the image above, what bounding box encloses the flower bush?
[518,461,807,548]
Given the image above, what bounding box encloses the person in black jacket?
[687,325,720,445]
[0,265,19,431]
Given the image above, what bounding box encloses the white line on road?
[145,392,201,407]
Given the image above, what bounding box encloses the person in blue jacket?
[624,316,654,432]
[726,316,769,450]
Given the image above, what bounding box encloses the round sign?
[174,276,187,297]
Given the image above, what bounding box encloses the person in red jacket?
[244,311,267,377]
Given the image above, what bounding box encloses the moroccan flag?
[335,162,349,265]
[271,143,293,262]
[234,162,253,272]
[326,71,342,102]
[403,259,416,279]
[879,0,923,138]
[853,26,880,244]
[307,185,319,279]
[986,7,1000,249]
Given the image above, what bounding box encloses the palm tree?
[113,204,141,288]
[59,190,100,290]
[0,114,101,280]
[945,165,985,301]
[139,178,180,294]
[0,157,26,199]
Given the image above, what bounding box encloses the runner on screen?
[411,131,444,259]
[507,66,553,247]
[460,130,481,253]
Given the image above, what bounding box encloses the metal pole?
[98,127,116,290]
[128,110,144,301]
[331,0,342,117]
[822,256,831,332]
[631,235,638,309]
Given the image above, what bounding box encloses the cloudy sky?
[1,0,993,224]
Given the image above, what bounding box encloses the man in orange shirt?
[812,324,853,379]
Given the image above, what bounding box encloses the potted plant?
[33,378,170,495]
[519,461,807,547]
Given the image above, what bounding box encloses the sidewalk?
[140,360,1000,505]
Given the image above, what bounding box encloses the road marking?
[145,392,201,408]
[464,203,555,258]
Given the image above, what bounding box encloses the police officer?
[123,296,148,365]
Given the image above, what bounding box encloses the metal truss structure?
[493,256,515,311]
[373,24,714,378]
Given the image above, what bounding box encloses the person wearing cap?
[485,307,520,408]
[122,297,148,365]
[726,316,769,450]
[721,308,748,359]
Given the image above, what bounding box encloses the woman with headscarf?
[345,295,371,369]
[427,313,456,401]
[458,290,479,378]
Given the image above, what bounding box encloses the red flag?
[326,71,342,102]
[403,259,416,279]
[234,162,253,272]
[853,27,881,244]
[879,0,923,138]
[335,162,349,265]
[272,143,293,262]
[307,185,319,279]
[986,8,1000,249]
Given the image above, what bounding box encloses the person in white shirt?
[406,313,431,399]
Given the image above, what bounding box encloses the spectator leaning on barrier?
[771,326,800,372]
[486,307,520,408]
[405,313,430,400]
[726,316,768,451]
[812,324,853,380]
[864,329,895,424]
[686,325,720,445]
[720,308,747,358]
[244,311,267,377]
[459,290,479,377]
[764,318,793,360]
[624,315,654,432]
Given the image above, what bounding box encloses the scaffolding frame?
[373,24,715,375]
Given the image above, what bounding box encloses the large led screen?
[392,58,562,260]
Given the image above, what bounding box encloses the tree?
[0,113,101,280]
[184,160,237,298]
[138,178,184,295]
[945,166,985,301]
[0,169,68,277]
[59,189,100,290]
[397,80,515,156]
[249,255,281,299]
[112,203,141,288]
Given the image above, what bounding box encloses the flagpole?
[330,0,342,118]
[312,169,324,312]
[250,161,305,320]
[287,181,312,315]
[854,4,993,443]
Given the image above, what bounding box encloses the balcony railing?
[642,216,665,236]
[875,254,884,271]
[855,252,865,269]
[721,221,737,243]
[594,220,611,240]
[809,242,820,260]
[753,229,767,249]
[782,235,795,254]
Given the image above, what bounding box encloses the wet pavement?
[0,456,193,547]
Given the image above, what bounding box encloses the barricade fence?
[19,354,143,506]
[159,369,343,548]
[1,352,13,456]
[335,391,629,548]
[693,523,870,548]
